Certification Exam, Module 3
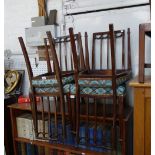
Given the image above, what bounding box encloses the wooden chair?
[18,32,85,142]
[139,23,151,83]
[69,24,132,154]
[46,31,86,141]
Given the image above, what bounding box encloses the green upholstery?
[32,75,74,88]
[34,83,125,96]
[78,75,129,88]
[34,84,70,94]
[69,84,126,96]
[32,75,126,96]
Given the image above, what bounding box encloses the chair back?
[92,27,131,71]
[46,33,86,72]
[18,37,52,90]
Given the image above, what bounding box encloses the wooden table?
[8,102,133,155]
[129,76,151,155]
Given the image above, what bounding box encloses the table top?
[129,76,151,88]
[8,102,52,112]
[8,102,31,110]
[8,102,133,122]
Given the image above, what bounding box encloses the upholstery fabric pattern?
[78,75,129,88]
[32,75,74,87]
[69,84,126,96]
[32,75,126,96]
[34,84,71,94]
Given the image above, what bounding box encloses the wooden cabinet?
[129,76,151,155]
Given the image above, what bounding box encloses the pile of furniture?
[16,23,133,155]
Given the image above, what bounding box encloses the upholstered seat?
[78,75,129,88]
[32,75,74,88]
[34,82,125,96]
[34,84,71,94]
[69,84,126,96]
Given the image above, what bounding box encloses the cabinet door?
[134,87,151,155]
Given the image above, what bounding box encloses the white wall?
[4,0,64,94]
[65,5,150,76]
[4,0,63,53]
[64,5,150,106]
[63,0,149,14]
[4,0,150,106]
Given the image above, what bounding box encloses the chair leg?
[29,92,38,138]
[60,95,66,141]
[71,97,76,132]
[111,124,116,154]
[76,95,80,144]
[54,97,58,140]
[86,97,89,145]
[66,94,73,130]
[118,96,125,155]
[122,120,126,155]
[112,98,117,152]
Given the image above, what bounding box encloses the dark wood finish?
[8,102,133,155]
[4,96,18,155]
[139,23,151,83]
[109,24,117,150]
[15,137,110,155]
[127,28,131,70]
[149,0,151,18]
[8,102,132,122]
[46,31,86,137]
[44,38,52,73]
[46,31,66,139]
[18,36,67,141]
[91,29,130,70]
[69,28,80,143]
[19,31,85,141]
[64,37,68,71]
[18,37,38,137]
[129,76,151,155]
[78,32,86,70]
[85,32,90,70]
[69,24,132,155]
[10,107,19,155]
[92,34,95,70]
[122,30,125,69]
[53,33,85,72]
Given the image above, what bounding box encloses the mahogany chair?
[139,23,151,83]
[69,24,132,154]
[18,32,85,142]
[46,31,86,141]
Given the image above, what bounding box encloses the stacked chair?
[19,23,132,155]
[18,32,85,143]
[68,24,132,154]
